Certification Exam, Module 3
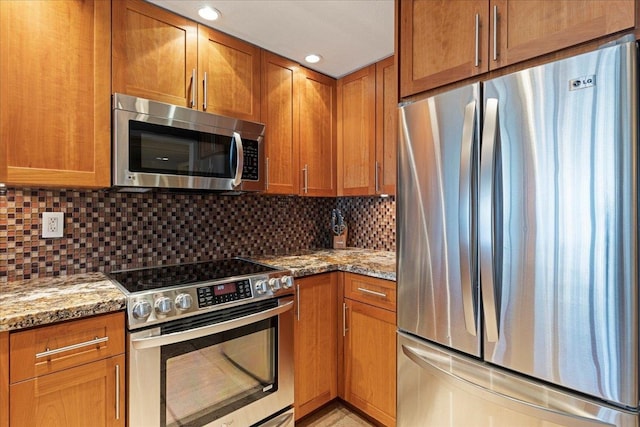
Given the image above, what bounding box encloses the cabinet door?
[1,332,7,427]
[490,0,635,69]
[112,0,198,107]
[198,26,261,121]
[261,51,300,195]
[344,299,396,427]
[299,68,337,197]
[399,0,488,97]
[375,56,397,196]
[337,65,376,196]
[294,273,338,420]
[10,354,125,427]
[0,0,111,188]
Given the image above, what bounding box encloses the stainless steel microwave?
[112,93,265,192]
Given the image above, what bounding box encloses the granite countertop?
[1,249,395,332]
[253,248,396,281]
[0,272,126,332]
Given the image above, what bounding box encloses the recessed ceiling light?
[198,6,220,21]
[304,54,322,64]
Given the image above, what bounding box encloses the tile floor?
[295,401,376,426]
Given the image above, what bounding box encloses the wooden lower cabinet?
[10,355,125,427]
[1,332,8,427]
[294,273,339,420]
[341,273,396,426]
[8,312,125,427]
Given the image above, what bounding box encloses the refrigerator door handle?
[479,97,500,342]
[459,100,477,336]
[401,343,613,426]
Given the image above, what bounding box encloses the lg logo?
[569,75,596,91]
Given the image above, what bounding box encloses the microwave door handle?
[131,298,294,350]
[232,131,244,187]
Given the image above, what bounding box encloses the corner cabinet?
[0,0,111,188]
[341,273,396,426]
[9,312,125,427]
[337,56,397,196]
[399,0,635,96]
[299,69,337,197]
[294,273,338,420]
[113,0,261,121]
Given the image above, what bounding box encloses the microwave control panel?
[242,140,259,180]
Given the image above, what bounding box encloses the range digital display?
[213,283,237,296]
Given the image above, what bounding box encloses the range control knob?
[155,296,173,315]
[268,278,281,291]
[132,300,152,319]
[175,293,193,311]
[280,276,294,289]
[255,280,268,295]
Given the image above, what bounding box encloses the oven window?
[129,121,234,178]
[160,317,277,427]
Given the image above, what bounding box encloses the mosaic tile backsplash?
[1,189,395,282]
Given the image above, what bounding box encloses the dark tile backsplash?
[1,189,395,282]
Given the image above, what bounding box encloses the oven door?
[128,297,294,427]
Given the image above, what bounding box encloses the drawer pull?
[357,287,387,298]
[35,336,109,359]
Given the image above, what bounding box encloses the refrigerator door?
[398,332,639,427]
[398,84,481,357]
[481,41,638,407]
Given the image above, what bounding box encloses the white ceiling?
[147,0,395,78]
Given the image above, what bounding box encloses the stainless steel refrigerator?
[397,38,639,426]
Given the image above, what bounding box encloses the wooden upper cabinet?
[400,0,636,95]
[112,0,198,108]
[490,0,635,69]
[0,0,111,188]
[261,52,300,195]
[299,68,337,197]
[400,0,489,97]
[198,26,261,121]
[337,65,377,196]
[375,56,397,196]
[113,0,261,121]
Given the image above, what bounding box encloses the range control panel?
[197,279,253,307]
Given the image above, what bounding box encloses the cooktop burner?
[110,258,279,293]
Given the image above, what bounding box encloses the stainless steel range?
[110,258,295,427]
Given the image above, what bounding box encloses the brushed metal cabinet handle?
[302,164,309,194]
[375,160,381,193]
[296,284,301,321]
[493,5,498,61]
[191,68,196,107]
[203,71,208,110]
[474,13,480,67]
[357,287,387,298]
[36,336,109,358]
[342,302,348,336]
[115,364,121,421]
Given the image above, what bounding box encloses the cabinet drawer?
[10,312,125,383]
[344,273,396,312]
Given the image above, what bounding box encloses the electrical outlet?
[42,212,64,238]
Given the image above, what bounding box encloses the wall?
[1,189,395,282]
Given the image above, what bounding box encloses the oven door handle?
[131,298,294,350]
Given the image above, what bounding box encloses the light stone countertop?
[0,272,126,332]
[1,249,395,332]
